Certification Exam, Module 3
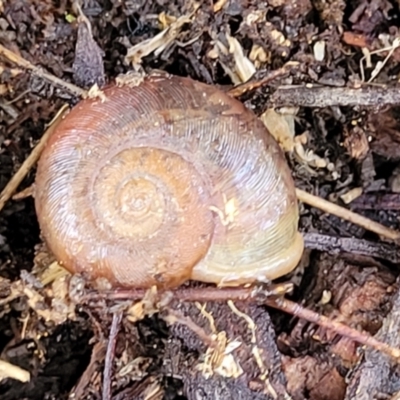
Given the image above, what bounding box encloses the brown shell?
[34,73,304,289]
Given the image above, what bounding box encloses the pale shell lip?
[190,232,304,286]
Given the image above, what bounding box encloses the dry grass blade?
[296,188,400,241]
[0,44,87,97]
[125,5,199,67]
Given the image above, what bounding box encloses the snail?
[34,73,304,289]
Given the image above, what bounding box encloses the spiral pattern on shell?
[35,73,304,289]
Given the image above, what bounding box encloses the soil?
[2,1,400,399]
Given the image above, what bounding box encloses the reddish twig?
[80,283,294,304]
[265,296,400,361]
[80,283,400,362]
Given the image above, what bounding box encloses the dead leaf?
[260,108,297,152]
[343,125,370,160]
[125,6,199,67]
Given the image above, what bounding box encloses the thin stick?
[296,188,400,241]
[0,359,30,382]
[80,283,294,304]
[0,44,87,97]
[12,185,34,201]
[270,85,400,108]
[303,232,400,263]
[165,309,217,348]
[228,66,290,98]
[102,311,123,400]
[0,105,69,213]
[265,296,400,361]
[81,286,400,362]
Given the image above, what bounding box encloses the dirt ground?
[2,0,400,399]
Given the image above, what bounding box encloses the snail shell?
[34,73,303,289]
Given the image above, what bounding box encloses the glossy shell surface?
[35,73,303,288]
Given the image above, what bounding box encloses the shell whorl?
[35,74,303,288]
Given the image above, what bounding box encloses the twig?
[265,296,400,361]
[0,105,69,213]
[0,359,30,382]
[303,232,400,264]
[0,44,87,97]
[270,85,400,108]
[360,38,400,83]
[81,285,400,363]
[102,311,123,400]
[4,88,31,105]
[296,188,400,241]
[165,309,217,348]
[228,66,290,98]
[12,185,34,201]
[0,101,19,120]
[80,283,294,304]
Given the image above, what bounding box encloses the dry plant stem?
[166,309,216,348]
[296,188,400,241]
[271,85,400,108]
[303,232,400,263]
[0,44,87,97]
[266,296,400,361]
[12,185,34,201]
[84,285,400,362]
[228,67,289,97]
[173,283,294,301]
[81,283,294,303]
[0,359,30,382]
[0,105,69,213]
[102,311,123,400]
